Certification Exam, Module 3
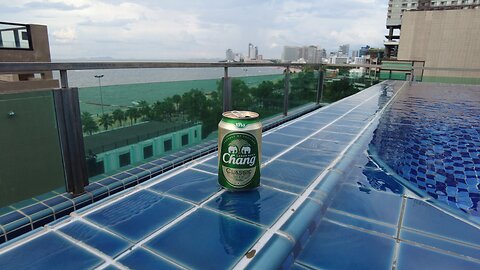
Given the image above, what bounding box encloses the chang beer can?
[218,111,262,191]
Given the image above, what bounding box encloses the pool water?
[371,83,480,216]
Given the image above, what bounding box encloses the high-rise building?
[359,45,370,57]
[384,0,480,59]
[248,43,255,60]
[254,46,258,60]
[351,50,359,59]
[225,49,235,61]
[338,44,350,57]
[305,45,318,63]
[282,46,301,62]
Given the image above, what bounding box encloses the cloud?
[1,0,389,59]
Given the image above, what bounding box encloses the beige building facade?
[398,9,480,82]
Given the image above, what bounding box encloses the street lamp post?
[94,74,105,115]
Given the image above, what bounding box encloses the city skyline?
[1,0,388,60]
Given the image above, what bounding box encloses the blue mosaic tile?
[118,248,180,269]
[279,148,337,168]
[191,163,217,174]
[59,221,131,257]
[207,186,297,226]
[261,178,305,194]
[0,211,27,226]
[323,124,362,134]
[146,208,264,270]
[396,242,480,270]
[288,120,328,130]
[296,220,395,270]
[149,169,220,203]
[262,159,323,188]
[290,262,311,270]
[86,190,192,241]
[204,156,219,167]
[0,232,102,270]
[402,199,480,246]
[328,184,402,225]
[277,126,315,137]
[281,199,323,242]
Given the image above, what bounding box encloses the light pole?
[94,74,105,115]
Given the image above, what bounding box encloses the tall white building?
[248,43,255,60]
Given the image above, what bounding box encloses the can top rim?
[222,111,259,120]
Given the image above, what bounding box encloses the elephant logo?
[241,146,251,154]
[228,145,238,154]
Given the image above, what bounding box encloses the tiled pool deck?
[1,81,480,269]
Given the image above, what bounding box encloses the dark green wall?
[0,90,65,207]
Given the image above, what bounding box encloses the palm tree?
[137,100,152,120]
[125,107,140,125]
[98,113,114,130]
[81,112,99,135]
[112,109,126,126]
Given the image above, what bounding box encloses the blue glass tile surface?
[263,133,303,146]
[279,148,337,168]
[402,199,480,246]
[86,190,192,241]
[277,126,315,137]
[59,221,131,257]
[328,184,402,225]
[245,234,294,270]
[262,159,323,187]
[146,208,263,270]
[297,139,344,153]
[281,199,323,241]
[149,169,220,203]
[0,232,102,270]
[192,163,218,174]
[261,178,305,194]
[204,156,219,167]
[207,186,297,226]
[324,209,396,236]
[118,248,180,270]
[400,230,480,260]
[0,211,27,226]
[312,131,356,143]
[396,243,480,270]
[324,124,362,134]
[262,142,289,159]
[296,220,395,270]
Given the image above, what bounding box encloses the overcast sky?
[2,0,388,60]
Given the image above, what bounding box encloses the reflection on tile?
[324,210,396,237]
[192,164,217,174]
[297,220,395,270]
[263,133,303,146]
[149,170,221,203]
[402,199,480,246]
[329,184,402,225]
[261,178,305,194]
[279,148,337,168]
[400,230,480,261]
[397,243,480,270]
[0,232,102,270]
[262,159,323,187]
[59,220,131,257]
[297,139,344,153]
[118,248,180,270]
[146,208,263,270]
[86,190,192,241]
[277,126,315,137]
[262,142,289,159]
[312,131,356,143]
[207,186,296,226]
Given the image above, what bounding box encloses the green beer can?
[218,111,262,191]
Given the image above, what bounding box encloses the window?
[143,145,153,159]
[402,3,408,7]
[194,130,198,138]
[181,134,189,146]
[164,139,172,152]
[119,153,131,167]
[451,0,458,4]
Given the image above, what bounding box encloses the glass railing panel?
[321,66,376,103]
[230,73,285,121]
[288,69,318,111]
[0,89,66,209]
[74,68,226,179]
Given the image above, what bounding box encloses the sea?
[52,65,284,115]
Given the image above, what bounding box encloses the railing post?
[223,66,232,112]
[60,70,69,88]
[316,67,324,104]
[283,66,290,116]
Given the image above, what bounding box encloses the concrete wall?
[398,9,480,80]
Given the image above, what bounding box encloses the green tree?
[125,107,140,125]
[112,109,126,126]
[98,113,114,130]
[137,100,152,120]
[81,112,99,135]
[172,94,182,113]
